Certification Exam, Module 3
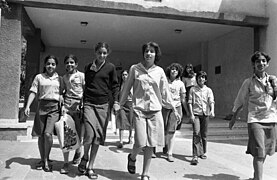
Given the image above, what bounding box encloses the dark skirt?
[246,122,277,158]
[83,102,110,146]
[162,106,182,134]
[31,100,60,137]
[116,101,133,130]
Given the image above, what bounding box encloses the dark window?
[215,66,221,74]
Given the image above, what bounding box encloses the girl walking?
[60,54,85,174]
[229,51,277,180]
[163,63,188,162]
[120,42,180,180]
[116,70,133,149]
[24,55,63,172]
[78,42,120,179]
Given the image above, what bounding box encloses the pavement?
[0,125,277,180]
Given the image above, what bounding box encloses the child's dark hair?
[196,71,207,80]
[120,70,128,87]
[142,42,162,64]
[64,54,78,64]
[251,51,271,64]
[165,63,183,79]
[183,63,195,78]
[43,55,58,73]
[94,42,111,54]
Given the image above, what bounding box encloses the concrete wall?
[207,27,254,118]
[264,0,277,76]
[0,4,22,122]
[109,0,266,16]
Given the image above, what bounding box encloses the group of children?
[23,41,276,180]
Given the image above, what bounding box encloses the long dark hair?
[183,63,194,78]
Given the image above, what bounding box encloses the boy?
[188,71,215,165]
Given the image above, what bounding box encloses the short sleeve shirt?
[164,78,186,109]
[30,73,60,101]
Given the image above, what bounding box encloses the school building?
[1,0,277,140]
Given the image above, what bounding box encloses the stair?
[175,118,248,143]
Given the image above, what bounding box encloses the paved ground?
[0,129,277,180]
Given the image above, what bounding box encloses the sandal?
[87,169,98,179]
[35,160,45,170]
[72,152,81,164]
[127,153,136,174]
[141,175,150,180]
[43,161,52,172]
[78,157,88,174]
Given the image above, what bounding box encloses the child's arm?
[188,103,195,123]
[24,92,36,117]
[229,105,243,130]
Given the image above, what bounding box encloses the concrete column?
[25,29,41,112]
[265,0,277,76]
[0,4,22,123]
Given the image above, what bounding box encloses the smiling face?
[95,47,109,63]
[45,58,57,76]
[65,58,77,74]
[253,55,269,74]
[170,67,178,80]
[197,75,206,87]
[122,71,128,82]
[143,46,156,66]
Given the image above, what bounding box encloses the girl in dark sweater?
[78,42,120,179]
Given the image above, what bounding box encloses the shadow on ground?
[184,173,241,180]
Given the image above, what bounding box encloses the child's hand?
[229,116,236,130]
[173,111,181,124]
[113,102,120,112]
[190,114,195,123]
[24,107,30,117]
[210,111,215,118]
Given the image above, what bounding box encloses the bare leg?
[167,133,175,155]
[119,129,124,144]
[87,144,99,170]
[44,133,53,170]
[38,136,45,161]
[142,146,153,176]
[128,128,133,143]
[253,156,265,180]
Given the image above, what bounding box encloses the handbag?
[55,114,81,152]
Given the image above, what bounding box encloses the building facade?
[1,0,277,139]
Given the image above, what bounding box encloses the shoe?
[60,163,69,174]
[78,157,88,174]
[72,152,81,164]
[117,143,123,149]
[151,153,157,158]
[127,153,136,174]
[167,154,174,162]
[35,160,44,170]
[199,154,207,159]
[43,161,52,172]
[87,169,98,179]
[163,145,168,154]
[141,174,150,180]
[191,156,198,165]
